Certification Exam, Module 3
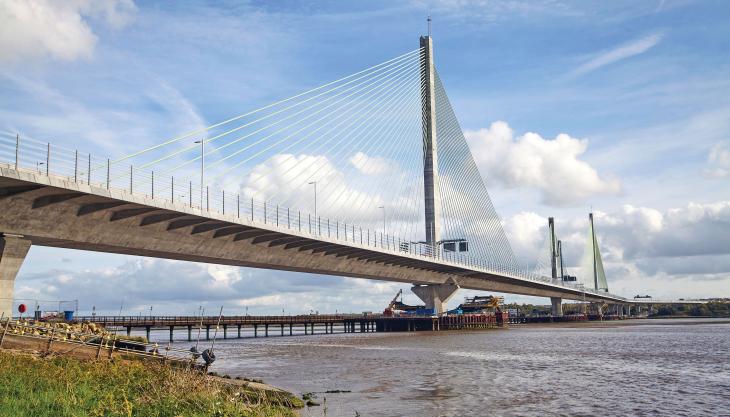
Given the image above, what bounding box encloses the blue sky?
[1,0,729,314]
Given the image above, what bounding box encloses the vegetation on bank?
[503,301,730,318]
[0,350,302,417]
[651,302,730,318]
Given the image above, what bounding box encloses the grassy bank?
[0,350,302,417]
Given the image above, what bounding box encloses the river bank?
[0,349,303,416]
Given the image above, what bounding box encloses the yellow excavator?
[457,295,504,313]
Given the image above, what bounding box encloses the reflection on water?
[155,319,730,416]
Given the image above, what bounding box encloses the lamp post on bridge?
[378,205,386,236]
[194,139,204,209]
[308,181,317,220]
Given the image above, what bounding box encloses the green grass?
[0,350,302,417]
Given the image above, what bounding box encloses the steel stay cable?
[113,48,424,164]
[135,52,424,172]
[209,62,422,190]
[309,72,424,227]
[197,58,421,180]
[260,68,423,207]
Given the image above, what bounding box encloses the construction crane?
[383,289,423,316]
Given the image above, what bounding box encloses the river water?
[158,318,729,416]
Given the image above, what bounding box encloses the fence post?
[106,159,110,189]
[74,150,78,182]
[46,143,50,175]
[14,134,19,170]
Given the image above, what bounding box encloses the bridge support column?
[187,325,192,341]
[411,283,459,315]
[126,326,131,337]
[169,326,174,342]
[145,326,151,342]
[0,236,32,318]
[289,323,293,335]
[206,325,210,340]
[237,324,241,338]
[550,297,563,317]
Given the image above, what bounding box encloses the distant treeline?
[502,302,730,318]
[651,302,730,318]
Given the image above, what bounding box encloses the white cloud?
[503,201,730,284]
[0,0,136,64]
[14,255,404,315]
[502,211,547,265]
[237,153,421,229]
[349,152,397,176]
[569,33,663,78]
[0,74,206,155]
[465,120,621,206]
[706,142,730,178]
[595,201,730,260]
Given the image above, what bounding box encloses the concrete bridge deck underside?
[0,166,628,312]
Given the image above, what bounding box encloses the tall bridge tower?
[411,35,459,314]
[420,35,441,250]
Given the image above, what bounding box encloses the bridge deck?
[0,162,629,303]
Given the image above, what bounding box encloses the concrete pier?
[412,283,459,315]
[550,297,563,317]
[0,236,31,317]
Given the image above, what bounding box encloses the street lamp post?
[378,206,386,235]
[194,140,204,208]
[308,181,317,220]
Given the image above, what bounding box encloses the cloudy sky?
[1,0,728,315]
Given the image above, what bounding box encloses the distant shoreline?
[512,317,730,329]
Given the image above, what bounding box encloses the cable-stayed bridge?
[0,36,689,317]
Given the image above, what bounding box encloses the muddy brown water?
[143,318,730,416]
